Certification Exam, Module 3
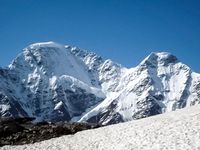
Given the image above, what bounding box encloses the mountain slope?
[0,42,106,122]
[80,52,200,125]
[3,104,200,150]
[0,42,200,125]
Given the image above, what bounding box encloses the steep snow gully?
[0,41,200,125]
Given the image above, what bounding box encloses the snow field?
[2,104,200,150]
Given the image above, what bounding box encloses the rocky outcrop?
[0,117,101,146]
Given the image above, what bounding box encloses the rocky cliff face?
[79,52,200,125]
[0,42,200,125]
[0,42,106,122]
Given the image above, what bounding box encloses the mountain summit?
[0,42,200,125]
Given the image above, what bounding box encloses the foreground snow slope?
[2,104,200,150]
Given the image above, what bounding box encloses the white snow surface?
[18,41,93,86]
[2,104,200,150]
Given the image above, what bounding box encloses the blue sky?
[0,0,200,72]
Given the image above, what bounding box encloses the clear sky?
[0,0,200,72]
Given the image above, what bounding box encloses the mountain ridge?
[0,41,200,125]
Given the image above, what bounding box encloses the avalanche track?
[2,104,200,150]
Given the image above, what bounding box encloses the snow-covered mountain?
[0,41,200,125]
[80,52,200,124]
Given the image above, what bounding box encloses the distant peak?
[141,52,178,66]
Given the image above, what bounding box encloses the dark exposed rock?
[87,100,124,125]
[0,93,29,118]
[0,117,101,147]
[132,95,162,120]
